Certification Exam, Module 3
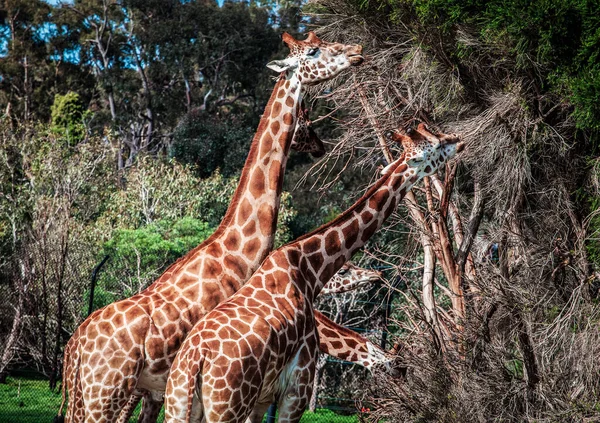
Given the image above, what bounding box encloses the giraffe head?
[267,31,363,85]
[321,262,382,295]
[392,123,464,177]
[290,102,325,157]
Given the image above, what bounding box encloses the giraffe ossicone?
[163,124,464,423]
[57,31,373,423]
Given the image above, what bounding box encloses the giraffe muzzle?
[348,54,364,65]
[346,45,364,65]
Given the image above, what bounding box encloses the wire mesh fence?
[0,249,387,423]
[0,369,361,423]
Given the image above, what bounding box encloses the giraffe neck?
[286,153,413,301]
[214,73,302,241]
[159,74,303,287]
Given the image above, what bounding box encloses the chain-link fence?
[0,370,362,423]
[0,250,389,423]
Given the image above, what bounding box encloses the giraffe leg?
[83,380,138,423]
[276,341,317,423]
[137,394,163,423]
[65,351,85,423]
[245,402,271,423]
[80,347,144,423]
[115,393,141,423]
[164,341,205,423]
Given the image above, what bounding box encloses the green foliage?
[171,111,256,178]
[274,192,298,247]
[0,123,115,252]
[570,68,600,131]
[94,217,214,305]
[104,217,213,263]
[50,91,89,145]
[585,196,600,265]
[97,157,237,230]
[381,0,600,133]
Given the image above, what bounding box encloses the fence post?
[381,276,401,350]
[88,255,109,317]
[265,403,277,423]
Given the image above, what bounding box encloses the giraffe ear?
[391,131,413,150]
[267,59,292,73]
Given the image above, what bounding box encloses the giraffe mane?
[286,151,407,246]
[147,76,289,283]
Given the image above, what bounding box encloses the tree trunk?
[0,261,26,383]
[309,355,327,412]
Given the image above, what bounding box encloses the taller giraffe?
[56,95,325,423]
[163,124,464,423]
[63,32,386,423]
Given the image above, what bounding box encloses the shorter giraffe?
[320,262,381,295]
[163,124,464,423]
[111,262,381,423]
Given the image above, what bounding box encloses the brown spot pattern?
[249,169,266,199]
[302,237,321,254]
[361,220,380,243]
[242,238,261,261]
[342,220,359,249]
[257,203,275,236]
[282,112,293,125]
[324,231,341,256]
[237,198,253,224]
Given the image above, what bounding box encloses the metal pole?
[381,276,401,350]
[88,255,109,317]
[265,403,277,423]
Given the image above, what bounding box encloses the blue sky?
[43,0,226,5]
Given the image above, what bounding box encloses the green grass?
[296,409,358,422]
[0,376,357,423]
[261,408,358,422]
[0,376,62,423]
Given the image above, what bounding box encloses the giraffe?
[163,123,464,423]
[54,97,326,423]
[320,261,381,295]
[59,32,382,423]
[109,262,383,423]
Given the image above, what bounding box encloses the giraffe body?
[59,32,379,423]
[98,263,381,423]
[164,125,464,423]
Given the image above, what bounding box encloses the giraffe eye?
[338,269,349,275]
[307,47,319,56]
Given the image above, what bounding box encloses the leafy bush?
[171,111,256,178]
[96,157,237,230]
[50,91,90,145]
[94,217,214,304]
